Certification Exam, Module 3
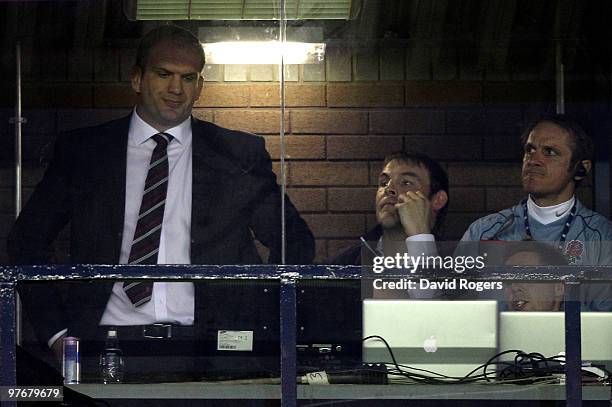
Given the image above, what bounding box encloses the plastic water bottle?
[100,329,124,384]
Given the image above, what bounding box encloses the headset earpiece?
[574,162,587,178]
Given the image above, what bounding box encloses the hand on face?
[375,159,448,238]
[395,191,432,237]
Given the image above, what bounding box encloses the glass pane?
[2,0,612,405]
[6,0,291,402]
[281,0,612,404]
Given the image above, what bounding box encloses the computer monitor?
[499,312,612,371]
[195,279,281,380]
[296,279,362,372]
[198,279,363,379]
[362,300,498,378]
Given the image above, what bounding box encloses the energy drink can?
[62,336,81,384]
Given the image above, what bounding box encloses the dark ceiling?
[1,0,611,78]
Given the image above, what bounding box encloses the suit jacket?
[326,226,383,265]
[8,115,314,343]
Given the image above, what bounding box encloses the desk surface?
[67,383,610,400]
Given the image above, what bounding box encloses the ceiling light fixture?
[203,41,325,64]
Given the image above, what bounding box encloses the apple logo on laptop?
[423,336,437,353]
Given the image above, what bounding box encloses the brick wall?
[0,45,598,264]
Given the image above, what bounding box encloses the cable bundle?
[363,335,611,386]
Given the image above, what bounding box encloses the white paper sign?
[217,330,254,351]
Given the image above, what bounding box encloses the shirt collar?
[527,195,575,225]
[128,109,191,145]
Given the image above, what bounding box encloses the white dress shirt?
[375,234,438,300]
[98,111,194,326]
[375,234,437,255]
[48,112,196,346]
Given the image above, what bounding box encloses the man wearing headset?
[460,114,612,310]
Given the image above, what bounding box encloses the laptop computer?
[499,312,612,372]
[362,300,498,378]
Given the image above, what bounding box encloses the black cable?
[362,335,519,384]
[362,334,604,386]
[475,205,520,241]
[465,349,528,383]
[489,213,518,240]
[362,335,403,375]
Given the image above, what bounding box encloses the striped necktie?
[123,132,172,307]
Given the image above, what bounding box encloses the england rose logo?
[565,240,584,264]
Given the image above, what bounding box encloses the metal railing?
[1,264,611,407]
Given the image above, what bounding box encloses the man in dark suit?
[8,25,314,381]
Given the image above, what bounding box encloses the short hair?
[504,240,568,266]
[382,151,449,239]
[136,25,205,72]
[520,114,594,165]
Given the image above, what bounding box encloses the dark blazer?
[8,115,314,343]
[326,226,383,265]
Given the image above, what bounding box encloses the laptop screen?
[362,300,498,378]
[499,311,612,371]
